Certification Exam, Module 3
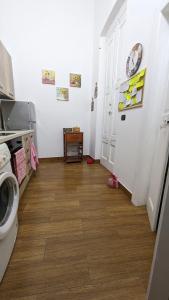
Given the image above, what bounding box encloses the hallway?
[0,161,155,299]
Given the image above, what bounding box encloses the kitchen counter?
[0,130,34,144]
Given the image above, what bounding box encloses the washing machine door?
[0,172,19,240]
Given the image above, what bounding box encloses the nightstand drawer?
[65,133,83,143]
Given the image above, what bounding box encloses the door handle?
[108,111,112,115]
[161,118,169,128]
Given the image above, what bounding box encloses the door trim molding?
[101,0,127,37]
[132,1,169,217]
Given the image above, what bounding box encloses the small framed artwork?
[70,73,81,88]
[42,70,55,85]
[56,87,69,101]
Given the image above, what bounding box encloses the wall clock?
[126,43,143,78]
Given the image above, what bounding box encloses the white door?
[147,103,169,231]
[101,5,126,173]
[146,5,169,231]
[147,160,169,299]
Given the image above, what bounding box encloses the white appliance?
[0,143,19,282]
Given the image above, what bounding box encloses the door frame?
[147,161,169,299]
[145,2,169,230]
[93,0,127,161]
[131,1,169,229]
[100,0,127,172]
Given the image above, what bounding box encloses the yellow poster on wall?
[118,68,146,111]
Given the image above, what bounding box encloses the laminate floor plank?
[0,161,155,299]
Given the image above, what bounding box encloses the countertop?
[0,130,34,144]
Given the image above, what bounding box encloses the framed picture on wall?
[42,69,55,85]
[70,73,81,88]
[56,87,69,101]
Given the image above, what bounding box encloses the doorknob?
[161,115,169,128]
[109,111,112,115]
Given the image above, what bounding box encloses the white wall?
[0,0,94,158]
[90,0,165,200]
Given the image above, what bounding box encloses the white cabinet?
[20,133,34,198]
[4,49,15,99]
[0,41,15,100]
[0,42,6,95]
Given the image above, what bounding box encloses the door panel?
[147,162,169,299]
[102,141,108,159]
[147,110,169,230]
[109,143,116,166]
[101,4,126,173]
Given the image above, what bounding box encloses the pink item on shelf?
[30,142,39,171]
[14,148,26,185]
[14,147,25,164]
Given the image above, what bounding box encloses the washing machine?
[0,143,19,282]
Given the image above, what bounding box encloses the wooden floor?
[0,161,155,300]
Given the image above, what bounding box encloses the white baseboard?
[147,196,155,231]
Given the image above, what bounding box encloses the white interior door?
[147,100,169,231]
[146,6,169,231]
[101,5,126,173]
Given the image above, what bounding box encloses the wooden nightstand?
[63,131,83,163]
